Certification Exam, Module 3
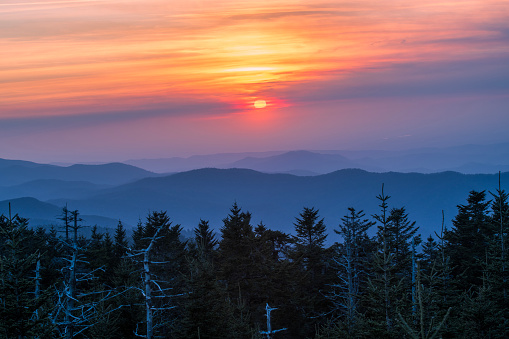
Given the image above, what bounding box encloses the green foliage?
[445,190,493,290]
[194,219,218,260]
[293,207,328,267]
[0,212,53,338]
[328,207,374,334]
[1,182,509,338]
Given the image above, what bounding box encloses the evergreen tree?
[328,207,374,336]
[130,211,188,338]
[421,235,439,274]
[290,207,329,336]
[251,223,299,338]
[364,186,420,337]
[365,185,397,336]
[293,207,328,282]
[445,190,493,291]
[194,219,218,260]
[218,202,255,290]
[114,220,129,259]
[386,207,420,276]
[217,203,257,326]
[0,211,53,337]
[176,237,253,338]
[132,219,145,249]
[489,176,509,300]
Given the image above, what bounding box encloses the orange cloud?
[1,0,508,121]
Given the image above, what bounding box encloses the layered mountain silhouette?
[0,158,158,186]
[0,197,121,236]
[2,158,507,240]
[123,142,509,175]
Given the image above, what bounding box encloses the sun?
[254,99,266,108]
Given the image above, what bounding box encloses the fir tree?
[445,190,493,290]
[291,207,329,336]
[329,207,374,336]
[0,211,53,337]
[194,219,218,260]
[114,220,129,259]
[292,207,328,281]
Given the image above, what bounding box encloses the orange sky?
[1,0,509,162]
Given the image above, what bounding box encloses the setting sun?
[254,100,267,109]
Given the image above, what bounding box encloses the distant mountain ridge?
[228,150,382,174]
[0,158,158,186]
[0,179,108,201]
[122,143,509,174]
[0,197,122,232]
[44,168,509,239]
[1,144,508,241]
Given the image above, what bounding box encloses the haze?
[1,0,508,163]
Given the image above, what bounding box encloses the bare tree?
[51,209,125,338]
[129,211,183,338]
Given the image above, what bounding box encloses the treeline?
[0,185,508,338]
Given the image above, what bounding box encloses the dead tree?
[260,303,286,339]
[129,212,180,339]
[52,209,124,338]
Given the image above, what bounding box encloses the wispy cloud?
[1,0,509,160]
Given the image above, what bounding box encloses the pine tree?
[293,207,328,282]
[217,203,257,325]
[489,174,509,300]
[194,219,218,260]
[218,202,255,289]
[114,220,129,258]
[0,211,53,337]
[364,186,420,337]
[290,207,329,336]
[386,207,420,276]
[129,211,187,338]
[445,190,493,291]
[176,241,253,338]
[365,185,396,336]
[329,207,374,336]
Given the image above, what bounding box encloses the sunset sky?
[1,0,509,163]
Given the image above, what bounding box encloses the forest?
[0,184,508,339]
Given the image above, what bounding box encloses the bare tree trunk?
[142,225,163,339]
[144,248,153,339]
[65,211,79,339]
[499,172,506,299]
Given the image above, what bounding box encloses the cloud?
[0,99,236,136]
[278,56,509,103]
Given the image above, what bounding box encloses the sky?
[1,0,509,163]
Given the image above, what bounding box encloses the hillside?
[0,197,122,231]
[0,159,158,186]
[47,169,509,238]
[122,143,509,174]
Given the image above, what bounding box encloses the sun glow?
[254,100,267,108]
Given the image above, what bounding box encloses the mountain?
[228,150,381,174]
[0,197,122,231]
[47,169,509,240]
[123,143,509,174]
[0,179,108,201]
[0,159,158,186]
[124,151,284,173]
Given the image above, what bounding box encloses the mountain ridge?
[120,143,509,174]
[45,168,509,239]
[0,159,158,186]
